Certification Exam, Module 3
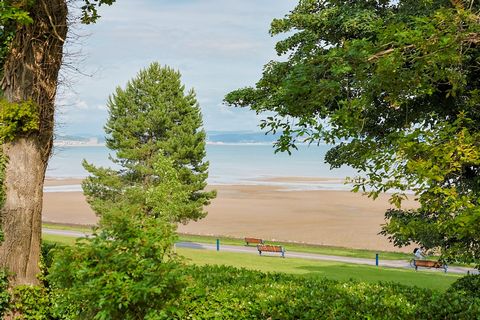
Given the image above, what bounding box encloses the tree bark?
[0,0,68,286]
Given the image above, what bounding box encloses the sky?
[56,0,296,136]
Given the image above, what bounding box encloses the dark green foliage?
[158,265,480,320]
[0,269,10,318]
[83,63,215,223]
[80,0,117,24]
[41,242,65,272]
[10,285,52,320]
[0,0,34,75]
[4,242,67,319]
[449,274,480,298]
[225,0,480,266]
[48,211,185,320]
[50,156,190,318]
[25,245,480,319]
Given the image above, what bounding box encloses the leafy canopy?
[225,0,480,265]
[0,0,116,75]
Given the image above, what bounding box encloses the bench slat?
[257,244,285,258]
[414,259,447,272]
[245,237,264,245]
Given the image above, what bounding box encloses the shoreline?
[42,177,417,252]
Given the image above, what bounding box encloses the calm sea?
[46,144,358,191]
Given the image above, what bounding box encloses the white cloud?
[57,0,297,136]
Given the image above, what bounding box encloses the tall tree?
[83,62,216,223]
[0,0,115,286]
[225,0,480,265]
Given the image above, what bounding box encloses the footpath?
[43,228,478,275]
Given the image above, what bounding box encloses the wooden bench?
[413,260,448,272]
[257,244,285,258]
[245,237,264,246]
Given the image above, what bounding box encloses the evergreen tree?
[83,62,215,223]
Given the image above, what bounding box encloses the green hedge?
[2,245,479,319]
[158,265,480,320]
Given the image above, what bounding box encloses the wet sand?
[43,178,417,252]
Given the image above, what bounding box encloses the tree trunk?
[0,0,68,286]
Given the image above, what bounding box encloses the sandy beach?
[43,178,417,252]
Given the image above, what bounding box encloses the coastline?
[43,177,417,252]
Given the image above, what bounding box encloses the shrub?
[47,214,185,320]
[159,265,480,320]
[0,269,9,317]
[449,274,480,297]
[9,285,51,320]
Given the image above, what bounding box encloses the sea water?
[46,144,358,191]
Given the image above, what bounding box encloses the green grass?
[178,248,461,291]
[42,223,411,260]
[43,233,80,246]
[41,232,461,291]
[42,223,93,233]
[178,233,412,260]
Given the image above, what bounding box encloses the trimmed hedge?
[449,274,480,298]
[157,265,480,320]
[2,245,479,319]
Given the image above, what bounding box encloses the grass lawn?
[177,248,461,291]
[43,223,93,233]
[41,232,461,291]
[178,233,412,260]
[42,223,412,260]
[43,233,79,246]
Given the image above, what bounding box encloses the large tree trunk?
[0,0,68,286]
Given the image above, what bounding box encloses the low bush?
[15,243,478,319]
[449,274,480,297]
[9,285,52,320]
[47,214,185,320]
[0,269,9,317]
[158,265,480,320]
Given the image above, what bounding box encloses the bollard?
[216,238,220,251]
[376,253,379,267]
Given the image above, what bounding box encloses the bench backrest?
[257,244,283,252]
[415,260,442,268]
[245,237,263,244]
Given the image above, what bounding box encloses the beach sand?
[43,178,417,252]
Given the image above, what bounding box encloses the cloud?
[57,0,297,136]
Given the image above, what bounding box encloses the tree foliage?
[49,157,187,319]
[225,0,480,265]
[0,0,116,75]
[83,62,215,223]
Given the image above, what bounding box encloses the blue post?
[216,238,220,251]
[376,253,379,267]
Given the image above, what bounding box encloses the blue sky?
[56,0,296,136]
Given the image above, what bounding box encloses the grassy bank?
[42,231,460,291]
[42,223,412,260]
[178,248,459,291]
[178,233,412,260]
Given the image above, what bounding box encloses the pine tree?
[83,62,215,223]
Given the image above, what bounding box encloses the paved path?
[43,228,478,275]
[43,228,90,237]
